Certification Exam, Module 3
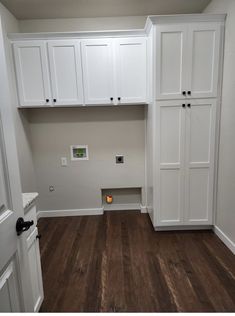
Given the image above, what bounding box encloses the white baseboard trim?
[103,203,141,211]
[140,205,147,213]
[214,226,235,255]
[37,208,104,219]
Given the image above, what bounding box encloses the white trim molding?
[140,205,147,213]
[214,226,235,255]
[103,203,141,212]
[37,208,104,219]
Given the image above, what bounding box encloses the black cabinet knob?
[187,103,191,108]
[53,99,57,103]
[110,97,113,101]
[36,234,42,240]
[187,91,191,95]
[118,97,121,101]
[182,91,186,96]
[46,99,49,103]
[182,104,186,108]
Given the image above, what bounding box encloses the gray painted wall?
[28,106,145,211]
[0,2,36,193]
[204,0,235,245]
[19,16,147,32]
[15,16,147,212]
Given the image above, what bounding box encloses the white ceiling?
[1,0,211,20]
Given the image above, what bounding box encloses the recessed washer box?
[70,145,89,161]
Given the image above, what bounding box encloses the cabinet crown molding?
[8,14,226,41]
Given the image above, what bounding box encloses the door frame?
[0,16,34,312]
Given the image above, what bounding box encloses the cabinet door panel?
[27,228,44,312]
[116,38,147,104]
[188,23,221,98]
[81,39,114,105]
[185,100,216,225]
[160,106,183,166]
[159,169,184,225]
[156,25,188,100]
[14,41,51,106]
[157,101,186,226]
[48,41,83,105]
[189,104,212,163]
[188,169,210,222]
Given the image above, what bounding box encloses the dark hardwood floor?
[38,211,235,312]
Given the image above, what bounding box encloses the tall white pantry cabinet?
[146,15,226,229]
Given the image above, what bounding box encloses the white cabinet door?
[187,23,221,98]
[157,101,186,226]
[81,39,115,105]
[27,227,44,312]
[115,38,147,104]
[13,41,51,107]
[156,25,188,100]
[184,99,216,225]
[48,40,84,106]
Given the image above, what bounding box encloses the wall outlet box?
[71,145,89,161]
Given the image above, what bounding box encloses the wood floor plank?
[38,211,235,312]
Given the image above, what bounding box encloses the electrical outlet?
[116,155,124,164]
[61,157,67,167]
[49,186,55,192]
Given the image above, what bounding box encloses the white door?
[0,126,21,312]
[156,24,188,100]
[0,22,34,312]
[115,37,147,104]
[13,41,51,107]
[81,39,115,105]
[156,100,186,226]
[187,23,221,99]
[184,99,216,225]
[48,40,84,106]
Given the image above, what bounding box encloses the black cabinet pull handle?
[182,91,186,96]
[187,91,191,95]
[187,103,191,108]
[182,104,186,108]
[110,97,113,101]
[46,99,49,103]
[53,99,57,103]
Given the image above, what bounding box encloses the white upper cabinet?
[115,38,147,104]
[187,23,221,99]
[81,39,115,105]
[14,37,147,107]
[156,24,188,100]
[13,41,51,107]
[48,40,84,106]
[81,37,147,105]
[156,22,221,100]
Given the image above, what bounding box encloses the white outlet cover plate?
[61,157,67,166]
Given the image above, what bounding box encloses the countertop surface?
[22,192,39,210]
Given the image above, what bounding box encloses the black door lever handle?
[16,217,34,236]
